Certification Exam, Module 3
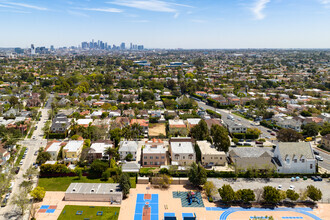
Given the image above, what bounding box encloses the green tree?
[189,120,209,140]
[211,124,230,152]
[203,181,217,198]
[104,147,118,165]
[119,173,131,198]
[188,162,207,187]
[306,185,322,202]
[236,189,255,203]
[101,170,110,181]
[75,168,83,180]
[11,190,30,215]
[300,110,312,117]
[110,128,122,147]
[286,189,299,201]
[277,128,303,142]
[320,122,330,136]
[19,180,33,194]
[125,153,133,161]
[23,165,39,180]
[262,186,281,204]
[36,149,51,165]
[151,174,172,189]
[30,186,46,201]
[218,184,235,203]
[9,96,19,107]
[302,123,320,137]
[89,160,108,178]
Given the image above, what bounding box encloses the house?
[168,119,187,136]
[123,109,135,118]
[0,146,11,166]
[57,97,71,107]
[273,142,316,174]
[122,162,141,173]
[45,141,63,160]
[186,118,201,130]
[118,141,138,161]
[228,147,275,171]
[88,141,113,161]
[65,183,122,204]
[225,121,247,133]
[130,119,149,136]
[76,119,93,127]
[62,140,84,161]
[50,114,71,133]
[321,134,330,151]
[26,97,41,107]
[142,139,167,167]
[205,119,222,130]
[109,110,121,117]
[113,117,130,129]
[197,140,226,166]
[169,137,195,166]
[274,117,302,132]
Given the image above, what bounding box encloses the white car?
[5,193,10,200]
[315,155,323,161]
[289,185,295,190]
[277,185,282,190]
[19,161,23,166]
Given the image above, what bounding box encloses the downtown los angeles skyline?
[1,0,330,49]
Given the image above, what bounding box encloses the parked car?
[267,130,272,133]
[311,176,317,181]
[255,141,263,145]
[32,136,36,139]
[239,139,244,142]
[289,185,295,190]
[19,161,23,166]
[313,150,319,155]
[315,155,323,161]
[277,185,282,190]
[316,176,323,181]
[5,193,10,200]
[34,151,38,156]
[14,167,20,174]
[1,198,7,207]
[244,143,252,146]
[270,132,276,136]
[236,142,243,146]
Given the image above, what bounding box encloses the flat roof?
[65,183,121,195]
[197,140,226,156]
[170,141,194,154]
[46,142,62,152]
[63,140,84,152]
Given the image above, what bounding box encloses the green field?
[58,205,120,220]
[38,176,136,191]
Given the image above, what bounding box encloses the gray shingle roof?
[230,147,273,158]
[276,142,314,160]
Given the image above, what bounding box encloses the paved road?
[197,101,274,141]
[0,95,53,220]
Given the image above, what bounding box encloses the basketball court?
[134,194,159,220]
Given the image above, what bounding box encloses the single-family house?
[118,141,138,161]
[169,137,195,166]
[62,140,84,161]
[197,140,226,166]
[142,139,167,167]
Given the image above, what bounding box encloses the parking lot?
[209,178,330,201]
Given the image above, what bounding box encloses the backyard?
[58,205,120,220]
[38,176,136,191]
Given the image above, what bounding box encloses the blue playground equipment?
[182,213,196,220]
[187,191,200,205]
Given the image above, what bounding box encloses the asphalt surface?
[0,95,53,220]
[197,101,273,141]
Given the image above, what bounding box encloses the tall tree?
[188,162,207,187]
[211,124,230,152]
[262,186,281,204]
[190,120,209,140]
[11,190,30,215]
[277,128,303,142]
[306,185,322,202]
[119,173,131,198]
[236,189,255,203]
[302,123,320,137]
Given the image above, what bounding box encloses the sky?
[0,0,330,49]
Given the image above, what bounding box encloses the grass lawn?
[38,176,115,191]
[58,205,120,220]
[15,147,26,166]
[39,176,137,191]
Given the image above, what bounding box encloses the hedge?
[206,109,222,119]
[160,95,177,100]
[48,133,66,139]
[40,164,71,176]
[232,133,245,139]
[206,98,235,109]
[191,93,203,100]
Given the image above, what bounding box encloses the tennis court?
[134,194,159,220]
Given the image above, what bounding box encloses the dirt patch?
[148,123,166,137]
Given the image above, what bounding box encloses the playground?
[118,184,329,220]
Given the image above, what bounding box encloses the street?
[0,95,53,220]
[197,101,273,141]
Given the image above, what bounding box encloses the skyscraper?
[120,42,125,50]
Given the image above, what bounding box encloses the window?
[144,162,147,165]
[214,157,218,159]
[156,156,159,159]
[144,156,147,159]
[150,162,153,165]
[294,159,297,163]
[150,156,153,159]
[310,164,313,169]
[161,156,165,159]
[220,157,222,160]
[301,159,305,163]
[183,156,185,159]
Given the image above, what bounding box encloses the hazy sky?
[1,0,330,48]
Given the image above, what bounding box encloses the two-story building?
[169,137,195,166]
[88,141,113,161]
[273,142,316,174]
[118,141,138,161]
[50,114,71,134]
[62,140,84,161]
[225,121,247,134]
[45,141,63,160]
[142,139,167,167]
[321,134,330,151]
[197,140,226,166]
